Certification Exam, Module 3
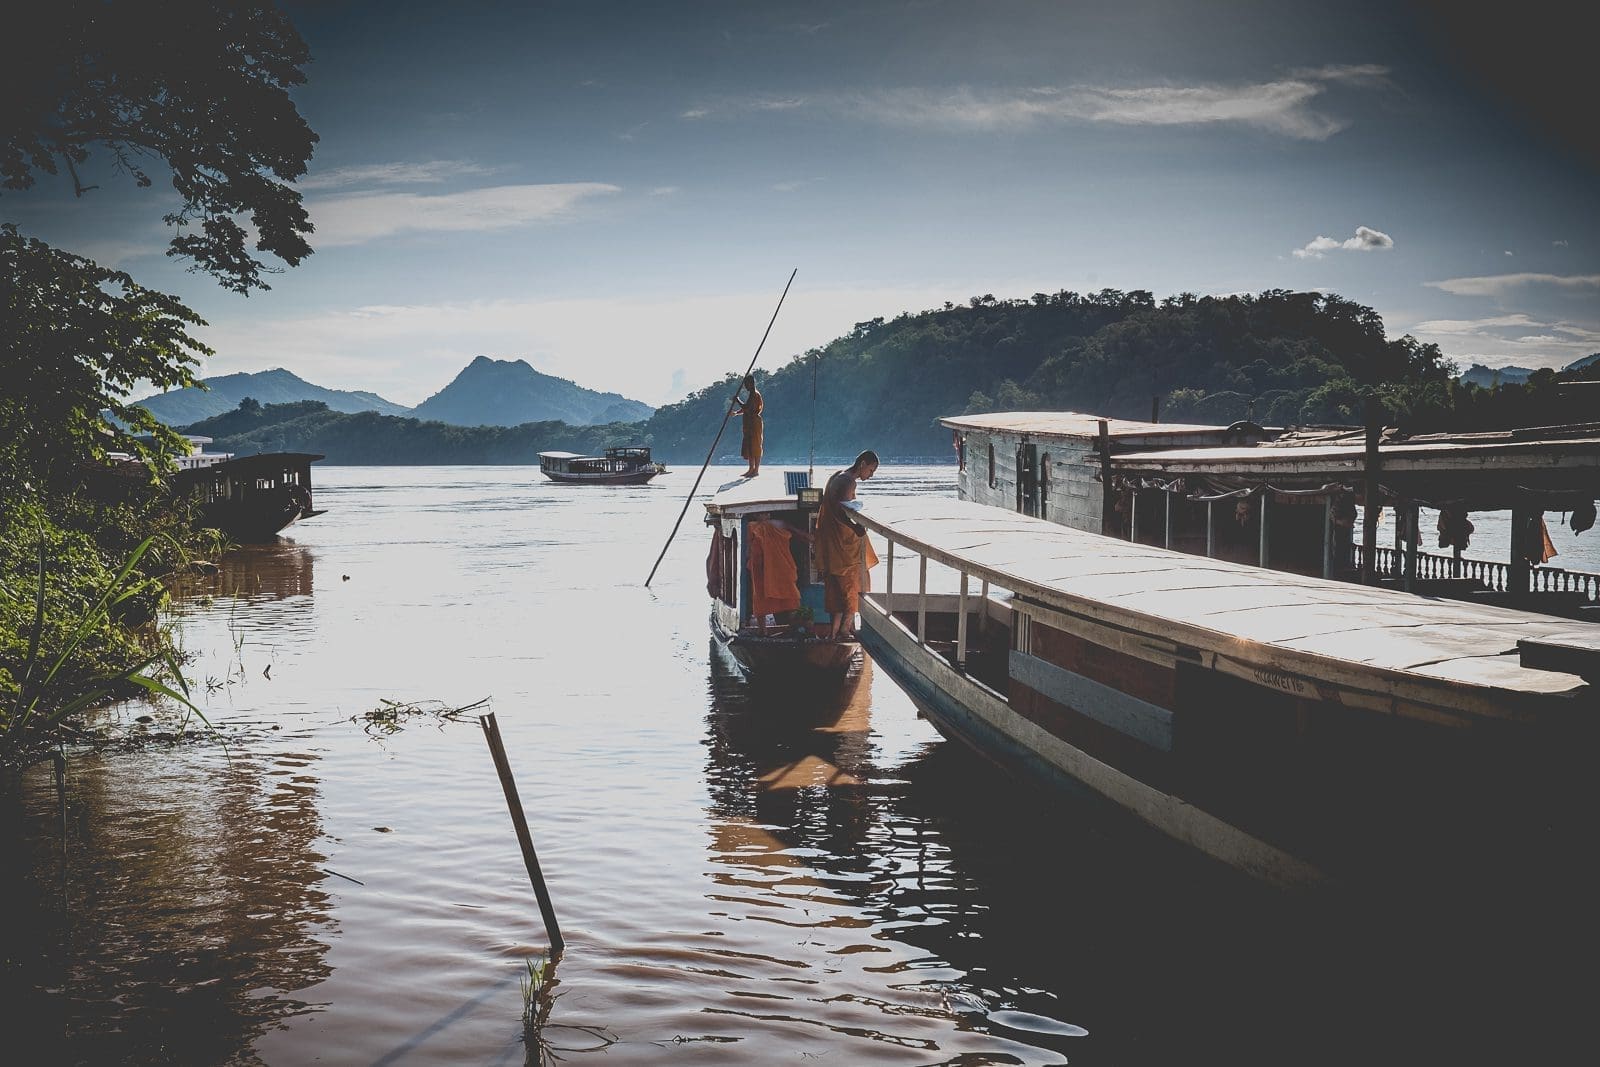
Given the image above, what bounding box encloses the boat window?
[988,443,996,489]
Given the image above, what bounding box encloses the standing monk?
[732,374,763,478]
[816,450,880,640]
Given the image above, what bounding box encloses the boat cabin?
[176,452,325,541]
[538,446,662,484]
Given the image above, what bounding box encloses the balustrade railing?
[1350,543,1600,602]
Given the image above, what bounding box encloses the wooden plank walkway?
[855,496,1600,717]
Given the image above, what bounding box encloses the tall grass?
[1,525,205,764]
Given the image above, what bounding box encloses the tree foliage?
[1,224,210,495]
[0,0,318,292]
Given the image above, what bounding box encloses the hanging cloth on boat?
[707,525,727,599]
[1436,507,1475,551]
[1570,500,1596,535]
[746,519,802,619]
[1516,512,1559,565]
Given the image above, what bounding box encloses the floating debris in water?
[348,697,490,737]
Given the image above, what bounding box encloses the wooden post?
[1258,490,1270,569]
[1151,394,1160,424]
[479,713,565,956]
[956,571,969,670]
[1097,419,1114,536]
[885,539,894,611]
[1206,500,1215,558]
[1362,398,1381,586]
[1130,490,1139,544]
[1322,495,1334,580]
[1453,542,1462,579]
[1164,490,1173,550]
[978,578,990,635]
[1509,504,1531,598]
[1404,502,1419,593]
[917,555,928,644]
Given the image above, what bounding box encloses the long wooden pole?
[645,269,797,587]
[1361,397,1382,586]
[480,712,565,956]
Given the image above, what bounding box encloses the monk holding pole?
[732,375,764,478]
[817,451,880,640]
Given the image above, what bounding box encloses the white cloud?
[1504,250,1514,256]
[647,186,680,196]
[1293,225,1394,259]
[1403,311,1600,371]
[298,160,493,190]
[309,183,622,246]
[1554,239,1569,247]
[1425,272,1600,297]
[684,67,1386,140]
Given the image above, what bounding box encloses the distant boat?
[704,471,861,684]
[538,446,665,485]
[175,452,327,541]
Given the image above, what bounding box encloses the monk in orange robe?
[816,450,880,640]
[732,375,763,478]
[746,517,809,626]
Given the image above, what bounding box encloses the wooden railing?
[1351,544,1600,602]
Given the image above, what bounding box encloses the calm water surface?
[3,465,1593,1065]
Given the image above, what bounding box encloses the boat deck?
[855,497,1599,718]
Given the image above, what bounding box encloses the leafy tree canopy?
[1,224,211,494]
[0,0,318,292]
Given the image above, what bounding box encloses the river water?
[3,465,1594,1065]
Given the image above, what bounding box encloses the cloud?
[1287,63,1392,85]
[1403,311,1600,371]
[1504,250,1514,256]
[1553,239,1569,247]
[680,67,1387,140]
[1293,225,1394,259]
[298,160,493,190]
[1425,272,1600,296]
[647,186,680,196]
[773,178,824,192]
[309,183,622,246]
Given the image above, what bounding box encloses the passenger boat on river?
[539,447,665,484]
[857,411,1600,886]
[705,472,861,684]
[175,452,327,541]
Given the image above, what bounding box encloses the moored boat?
[539,447,665,485]
[857,410,1600,887]
[175,452,326,541]
[705,472,862,685]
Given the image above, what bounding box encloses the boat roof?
[203,452,324,472]
[539,451,586,459]
[853,496,1599,719]
[1109,434,1600,507]
[941,410,1243,440]
[705,470,816,516]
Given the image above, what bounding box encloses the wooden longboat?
[539,447,664,485]
[855,495,1599,887]
[175,452,326,541]
[705,472,861,686]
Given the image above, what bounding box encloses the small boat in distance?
[539,446,665,485]
[705,471,861,685]
[175,452,326,541]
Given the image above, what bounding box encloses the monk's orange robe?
[818,494,874,616]
[746,519,800,619]
[739,391,764,467]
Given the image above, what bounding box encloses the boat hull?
[541,469,660,485]
[712,612,860,685]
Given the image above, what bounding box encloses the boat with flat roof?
[538,447,664,485]
[704,471,862,684]
[859,410,1600,886]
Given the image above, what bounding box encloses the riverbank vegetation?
[1,0,318,765]
[185,289,1600,465]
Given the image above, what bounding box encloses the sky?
[9,0,1598,407]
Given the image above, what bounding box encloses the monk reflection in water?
[817,450,880,640]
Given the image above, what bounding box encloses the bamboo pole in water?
[480,712,565,956]
[644,269,798,587]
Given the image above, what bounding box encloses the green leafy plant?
[1,526,206,763]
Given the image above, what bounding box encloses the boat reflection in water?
[698,648,1087,1064]
[1,742,335,1064]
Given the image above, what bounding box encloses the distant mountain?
[409,356,654,427]
[1458,363,1535,388]
[136,367,410,424]
[1567,352,1600,371]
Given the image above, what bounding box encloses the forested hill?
[650,289,1459,460]
[183,290,1599,464]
